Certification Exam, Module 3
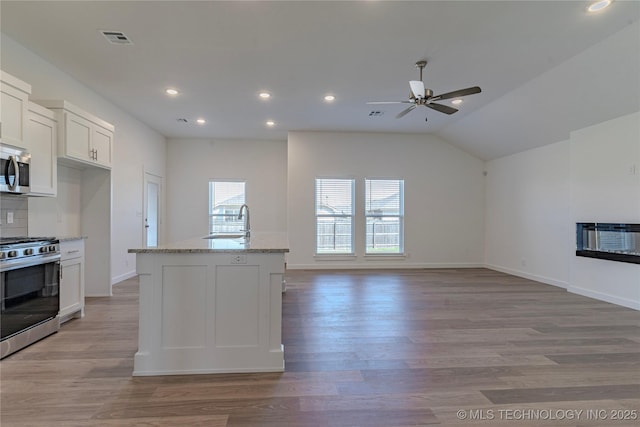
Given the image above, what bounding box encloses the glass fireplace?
[576,223,640,265]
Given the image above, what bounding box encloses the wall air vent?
[177,118,188,123]
[100,30,133,45]
[368,111,384,117]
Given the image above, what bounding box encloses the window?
[365,179,404,254]
[315,178,354,254]
[209,180,245,234]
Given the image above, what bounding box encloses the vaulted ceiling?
[1,1,639,160]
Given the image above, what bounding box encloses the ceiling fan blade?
[431,86,481,101]
[367,101,412,105]
[409,80,425,99]
[426,102,458,115]
[396,104,417,119]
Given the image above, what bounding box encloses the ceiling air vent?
[100,30,133,45]
[368,111,384,117]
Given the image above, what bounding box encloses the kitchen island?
[128,232,288,376]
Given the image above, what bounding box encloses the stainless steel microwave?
[0,144,30,194]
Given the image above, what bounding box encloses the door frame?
[143,170,163,248]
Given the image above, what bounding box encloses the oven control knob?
[39,247,48,253]
[8,250,18,258]
[24,248,34,256]
[0,252,5,259]
[49,245,57,252]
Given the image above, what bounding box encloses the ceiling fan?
[368,60,481,120]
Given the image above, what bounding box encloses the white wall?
[287,131,485,269]
[485,112,640,309]
[568,113,640,309]
[2,35,167,285]
[28,165,82,237]
[165,138,287,243]
[485,141,571,287]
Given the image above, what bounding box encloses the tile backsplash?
[0,194,29,237]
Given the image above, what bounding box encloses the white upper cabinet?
[35,100,113,169]
[0,71,31,149]
[25,102,57,196]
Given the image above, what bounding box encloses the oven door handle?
[0,254,61,272]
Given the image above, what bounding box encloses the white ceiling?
[1,1,639,160]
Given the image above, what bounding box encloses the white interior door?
[144,172,162,247]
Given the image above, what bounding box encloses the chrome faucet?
[238,204,250,238]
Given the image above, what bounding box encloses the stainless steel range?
[1,236,60,359]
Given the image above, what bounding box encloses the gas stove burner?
[0,237,60,262]
[0,236,57,245]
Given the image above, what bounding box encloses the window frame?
[364,178,405,255]
[315,177,356,256]
[208,179,246,234]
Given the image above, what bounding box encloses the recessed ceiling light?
[324,94,336,102]
[587,0,612,13]
[196,118,206,125]
[451,99,463,105]
[259,92,271,99]
[265,120,275,127]
[165,88,179,96]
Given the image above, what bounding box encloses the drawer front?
[60,239,84,261]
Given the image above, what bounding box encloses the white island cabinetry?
[129,232,288,376]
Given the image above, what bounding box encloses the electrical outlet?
[231,254,247,264]
[7,212,14,224]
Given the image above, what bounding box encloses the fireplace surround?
[576,223,640,265]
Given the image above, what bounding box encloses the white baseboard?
[568,286,640,310]
[286,262,484,270]
[112,270,137,285]
[483,264,568,289]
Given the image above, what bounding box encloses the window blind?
[365,179,404,254]
[315,178,354,254]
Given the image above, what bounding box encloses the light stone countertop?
[57,236,87,242]
[128,231,289,254]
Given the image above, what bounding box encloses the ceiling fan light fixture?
[367,60,480,120]
[451,99,463,105]
[587,0,612,13]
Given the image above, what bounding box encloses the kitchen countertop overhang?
[128,231,289,254]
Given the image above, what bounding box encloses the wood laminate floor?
[1,268,639,426]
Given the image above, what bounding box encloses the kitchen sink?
[203,234,246,239]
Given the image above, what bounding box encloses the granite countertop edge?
[57,236,88,242]
[129,248,289,254]
[128,232,289,254]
